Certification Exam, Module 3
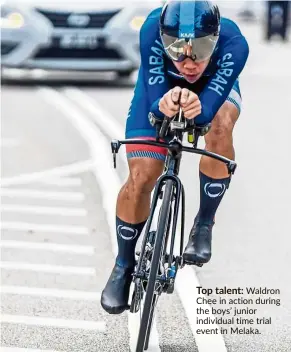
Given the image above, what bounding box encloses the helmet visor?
[161,33,218,62]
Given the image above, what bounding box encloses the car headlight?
[0,12,25,28]
[130,16,146,31]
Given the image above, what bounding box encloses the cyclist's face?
[173,57,210,83]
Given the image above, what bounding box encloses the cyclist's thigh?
[125,72,167,165]
[125,111,166,186]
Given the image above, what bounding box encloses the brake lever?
[159,116,172,139]
[227,161,237,175]
[111,139,121,169]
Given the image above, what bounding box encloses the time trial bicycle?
[111,109,236,352]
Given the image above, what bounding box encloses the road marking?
[63,87,127,165]
[40,177,82,187]
[245,69,291,78]
[63,87,124,137]
[176,266,227,352]
[1,222,89,235]
[38,87,119,255]
[0,188,85,202]
[1,204,87,216]
[1,348,62,352]
[64,89,160,351]
[0,261,95,275]
[1,138,20,148]
[1,314,105,331]
[0,240,94,255]
[1,159,94,187]
[39,87,158,351]
[1,285,100,300]
[1,189,84,201]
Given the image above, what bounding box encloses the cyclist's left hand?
[180,88,202,119]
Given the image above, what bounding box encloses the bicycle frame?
[111,126,237,273]
[111,120,237,351]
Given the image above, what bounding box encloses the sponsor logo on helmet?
[117,225,138,241]
[180,33,195,38]
[204,182,226,198]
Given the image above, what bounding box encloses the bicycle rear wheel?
[135,179,174,352]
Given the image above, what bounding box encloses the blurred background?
[1,0,290,82]
[1,1,291,352]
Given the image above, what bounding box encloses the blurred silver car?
[1,1,159,77]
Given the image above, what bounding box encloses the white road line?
[1,138,20,148]
[1,222,89,235]
[1,204,87,216]
[245,69,291,78]
[63,87,124,137]
[176,266,227,352]
[0,261,95,275]
[38,87,119,255]
[39,87,157,352]
[1,348,62,352]
[63,87,127,165]
[1,314,105,331]
[60,88,160,351]
[0,240,94,255]
[1,159,94,187]
[0,189,84,201]
[1,285,100,300]
[40,177,82,187]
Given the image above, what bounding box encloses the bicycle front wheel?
[135,179,174,352]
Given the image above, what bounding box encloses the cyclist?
[101,0,249,314]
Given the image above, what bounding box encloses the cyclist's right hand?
[158,86,181,118]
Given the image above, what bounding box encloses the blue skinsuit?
[125,8,249,160]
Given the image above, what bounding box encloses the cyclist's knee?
[205,103,238,151]
[128,158,164,194]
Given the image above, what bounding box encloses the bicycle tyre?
[144,294,158,350]
[135,179,174,352]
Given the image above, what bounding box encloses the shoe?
[183,219,214,265]
[101,262,133,314]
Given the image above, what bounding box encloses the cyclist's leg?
[101,76,167,314]
[117,86,169,268]
[116,153,165,268]
[201,81,241,179]
[101,143,166,314]
[184,80,241,264]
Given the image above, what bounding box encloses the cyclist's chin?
[183,73,201,83]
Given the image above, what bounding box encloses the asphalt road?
[1,22,291,352]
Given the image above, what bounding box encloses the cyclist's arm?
[139,15,171,119]
[194,35,249,125]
